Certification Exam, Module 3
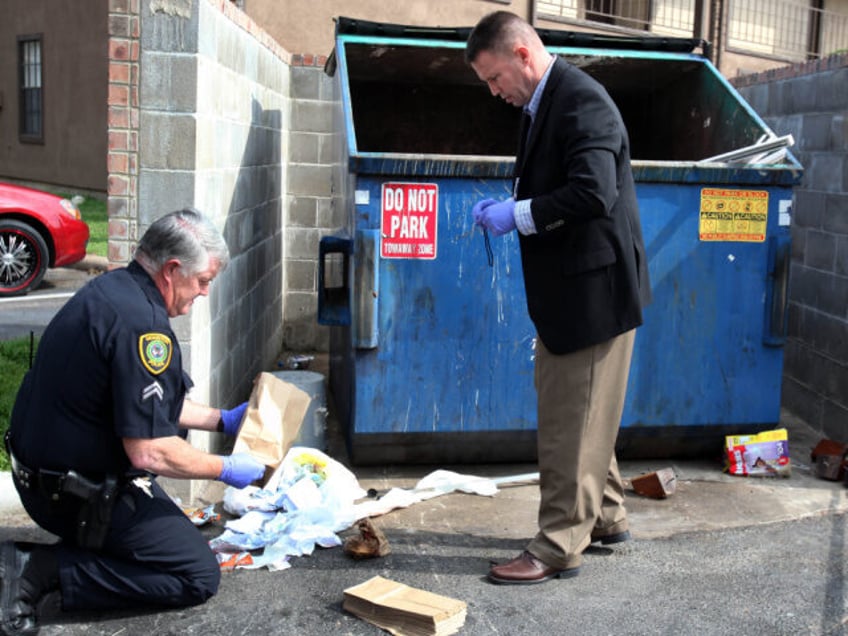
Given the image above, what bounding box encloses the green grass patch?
[0,336,38,471]
[60,193,108,258]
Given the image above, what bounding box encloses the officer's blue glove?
[480,198,517,236]
[219,453,265,488]
[219,402,248,436]
[472,198,498,225]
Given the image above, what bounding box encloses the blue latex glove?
[220,402,248,436]
[480,198,517,236]
[219,453,265,488]
[472,198,498,225]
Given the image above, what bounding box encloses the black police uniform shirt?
[10,260,192,478]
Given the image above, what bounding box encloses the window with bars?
[727,0,848,61]
[536,0,697,37]
[535,0,848,60]
[18,35,43,142]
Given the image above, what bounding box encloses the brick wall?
[107,0,140,264]
[733,54,848,441]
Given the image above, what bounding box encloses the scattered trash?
[343,575,466,636]
[217,551,255,571]
[183,503,220,526]
[725,428,791,477]
[210,447,365,570]
[343,518,391,560]
[810,439,848,481]
[631,468,677,499]
[279,354,315,370]
[348,469,508,519]
[698,133,795,165]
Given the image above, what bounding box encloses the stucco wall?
[0,0,109,192]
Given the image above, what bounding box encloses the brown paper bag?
[232,372,311,486]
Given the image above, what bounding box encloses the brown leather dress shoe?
[488,551,580,585]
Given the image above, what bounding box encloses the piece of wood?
[630,468,677,499]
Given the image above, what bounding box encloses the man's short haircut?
[135,207,230,275]
[465,11,538,64]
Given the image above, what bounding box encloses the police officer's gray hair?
[135,208,230,275]
[465,11,540,64]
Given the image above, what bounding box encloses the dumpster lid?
[334,16,710,57]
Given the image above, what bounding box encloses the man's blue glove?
[472,198,498,225]
[219,453,265,488]
[219,402,248,436]
[480,198,517,236]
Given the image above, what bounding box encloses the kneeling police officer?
[1,208,265,635]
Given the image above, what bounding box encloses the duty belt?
[4,430,104,502]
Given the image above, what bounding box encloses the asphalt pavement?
[2,408,847,635]
[0,256,107,340]
[2,259,846,634]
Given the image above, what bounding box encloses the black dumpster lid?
[334,16,710,57]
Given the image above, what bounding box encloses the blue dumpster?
[320,18,802,464]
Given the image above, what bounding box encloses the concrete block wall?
[283,56,344,353]
[734,53,848,441]
[108,0,291,501]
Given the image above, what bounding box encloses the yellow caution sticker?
[699,188,768,242]
[139,332,172,375]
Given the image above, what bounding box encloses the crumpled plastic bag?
[211,447,365,569]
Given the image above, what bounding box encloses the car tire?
[0,219,50,296]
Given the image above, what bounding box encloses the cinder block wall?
[283,56,344,353]
[135,0,290,411]
[734,54,848,441]
[108,0,291,500]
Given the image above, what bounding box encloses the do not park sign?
[380,182,438,260]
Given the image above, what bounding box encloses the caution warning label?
[699,188,768,242]
[381,182,438,259]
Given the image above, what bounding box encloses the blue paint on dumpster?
[320,19,803,464]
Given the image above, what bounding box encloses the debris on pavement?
[207,452,533,571]
[343,575,467,636]
[810,438,848,481]
[183,503,221,526]
[725,428,791,477]
[343,518,391,560]
[630,468,677,499]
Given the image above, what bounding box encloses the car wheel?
[0,219,50,296]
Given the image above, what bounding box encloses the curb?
[69,254,109,273]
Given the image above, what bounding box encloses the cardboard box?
[725,428,791,477]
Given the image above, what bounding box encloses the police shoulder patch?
[138,333,173,375]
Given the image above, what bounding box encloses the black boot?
[0,542,59,636]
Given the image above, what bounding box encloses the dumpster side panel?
[350,176,537,441]
[621,182,794,454]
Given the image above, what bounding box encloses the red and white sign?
[380,182,438,260]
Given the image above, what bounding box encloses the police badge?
[139,332,173,375]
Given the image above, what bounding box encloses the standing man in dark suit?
[466,11,651,584]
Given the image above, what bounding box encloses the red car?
[0,182,90,296]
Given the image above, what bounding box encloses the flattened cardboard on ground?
[343,576,466,636]
[232,372,311,487]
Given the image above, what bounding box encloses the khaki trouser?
[528,329,636,570]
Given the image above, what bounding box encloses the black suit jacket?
[515,57,651,355]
